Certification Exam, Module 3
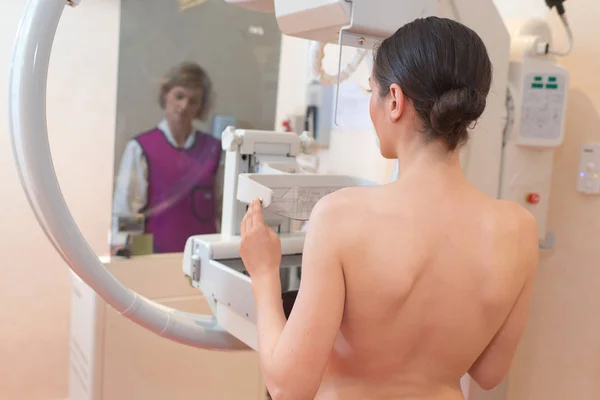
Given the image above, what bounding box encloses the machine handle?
[8,0,246,350]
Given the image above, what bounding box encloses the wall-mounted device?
[501,18,570,244]
[305,81,334,147]
[578,143,600,195]
[211,114,237,140]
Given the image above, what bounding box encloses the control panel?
[520,73,566,146]
[578,142,600,195]
[518,72,567,147]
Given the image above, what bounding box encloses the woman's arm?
[111,140,149,247]
[240,198,346,399]
[468,212,539,390]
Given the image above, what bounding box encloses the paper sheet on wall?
[331,81,374,131]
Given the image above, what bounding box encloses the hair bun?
[430,88,486,147]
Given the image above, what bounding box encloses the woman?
[112,62,222,254]
[239,17,539,399]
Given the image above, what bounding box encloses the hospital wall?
[497,2,600,400]
[0,1,119,399]
[275,1,600,399]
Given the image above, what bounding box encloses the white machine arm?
[226,0,438,86]
[9,0,246,350]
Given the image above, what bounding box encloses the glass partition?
[110,0,282,256]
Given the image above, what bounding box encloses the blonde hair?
[158,61,213,120]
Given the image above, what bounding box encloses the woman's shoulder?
[493,199,539,252]
[311,186,378,223]
[135,126,162,136]
[129,127,163,145]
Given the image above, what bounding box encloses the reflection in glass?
[110,0,282,256]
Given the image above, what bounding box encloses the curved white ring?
[309,41,368,85]
[8,0,246,350]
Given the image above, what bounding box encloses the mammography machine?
[8,0,572,397]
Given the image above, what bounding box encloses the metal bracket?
[191,254,201,287]
[339,32,380,50]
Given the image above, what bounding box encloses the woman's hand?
[240,199,282,281]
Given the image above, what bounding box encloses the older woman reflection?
[112,62,223,254]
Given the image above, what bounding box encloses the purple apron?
[135,128,221,253]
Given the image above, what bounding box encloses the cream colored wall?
[498,3,600,400]
[491,1,600,399]
[0,2,119,399]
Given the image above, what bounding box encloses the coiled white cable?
[536,13,573,57]
[309,40,368,85]
[548,14,573,56]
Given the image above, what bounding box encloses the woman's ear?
[388,83,405,122]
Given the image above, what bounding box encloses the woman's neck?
[394,137,465,183]
[168,120,193,147]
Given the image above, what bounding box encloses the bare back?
[315,179,539,400]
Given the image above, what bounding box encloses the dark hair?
[373,17,492,151]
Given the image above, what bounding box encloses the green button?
[532,83,544,89]
[546,84,558,89]
[534,76,543,81]
[548,76,557,82]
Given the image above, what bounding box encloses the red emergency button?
[282,119,292,132]
[526,193,540,205]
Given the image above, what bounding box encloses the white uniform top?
[111,119,224,246]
